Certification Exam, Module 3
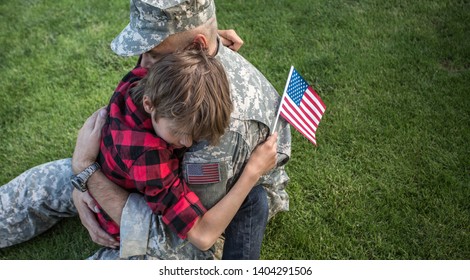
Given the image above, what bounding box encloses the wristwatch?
[70,162,101,192]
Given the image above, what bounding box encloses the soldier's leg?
[0,158,77,248]
[222,184,269,260]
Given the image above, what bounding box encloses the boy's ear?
[143,96,153,113]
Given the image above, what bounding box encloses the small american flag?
[274,66,326,146]
[186,163,221,185]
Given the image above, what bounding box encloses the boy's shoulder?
[122,66,148,83]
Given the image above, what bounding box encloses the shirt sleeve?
[129,148,207,239]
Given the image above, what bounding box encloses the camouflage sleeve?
[119,193,151,258]
[181,119,266,209]
[119,192,214,259]
[182,117,291,219]
[259,117,291,219]
[231,118,291,220]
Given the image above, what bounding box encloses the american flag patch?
[186,163,221,185]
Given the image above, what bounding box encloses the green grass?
[1,0,469,259]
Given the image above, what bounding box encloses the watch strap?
[71,162,101,192]
[76,162,101,182]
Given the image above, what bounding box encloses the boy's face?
[152,116,193,149]
[143,95,193,148]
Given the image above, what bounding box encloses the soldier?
[0,0,291,260]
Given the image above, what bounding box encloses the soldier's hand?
[72,107,108,173]
[218,29,244,52]
[72,189,119,248]
[72,107,107,173]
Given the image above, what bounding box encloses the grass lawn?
[0,0,469,259]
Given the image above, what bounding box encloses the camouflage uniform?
[0,0,291,259]
[0,159,77,248]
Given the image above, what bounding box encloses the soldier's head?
[131,44,232,148]
[111,0,218,68]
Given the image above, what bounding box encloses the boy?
[94,46,278,250]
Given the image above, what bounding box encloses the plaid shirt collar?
[123,67,154,132]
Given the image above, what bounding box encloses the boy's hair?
[132,45,232,146]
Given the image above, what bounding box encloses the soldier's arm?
[85,172,129,224]
[72,107,129,224]
[71,108,128,248]
[187,133,278,251]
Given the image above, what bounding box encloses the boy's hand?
[247,132,278,177]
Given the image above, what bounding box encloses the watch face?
[70,163,99,192]
[71,176,86,192]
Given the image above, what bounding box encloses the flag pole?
[271,65,294,134]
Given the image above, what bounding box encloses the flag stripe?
[298,102,318,133]
[296,93,320,127]
[309,86,326,112]
[282,97,316,136]
[281,110,317,144]
[284,95,317,134]
[280,98,317,143]
[304,88,325,120]
[299,95,320,128]
[278,68,326,146]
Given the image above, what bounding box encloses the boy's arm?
[187,133,278,251]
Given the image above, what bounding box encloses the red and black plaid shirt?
[96,67,207,239]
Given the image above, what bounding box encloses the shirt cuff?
[162,191,207,239]
[119,193,151,258]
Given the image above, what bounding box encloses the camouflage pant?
[0,159,77,248]
[0,159,216,259]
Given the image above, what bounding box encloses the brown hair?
[132,45,232,145]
